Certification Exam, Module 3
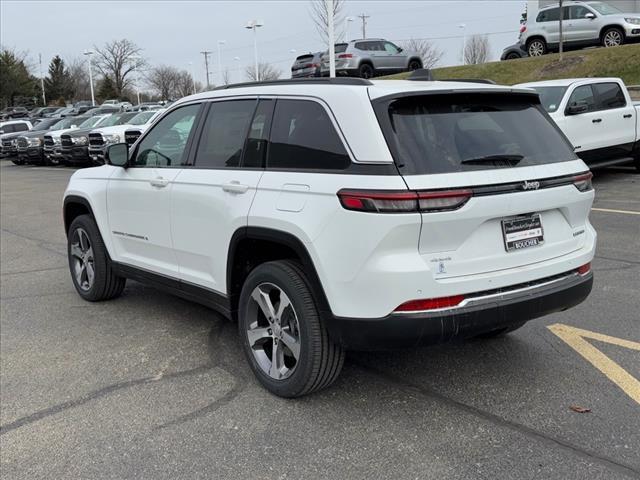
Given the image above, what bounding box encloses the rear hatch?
[292,54,316,73]
[371,89,593,279]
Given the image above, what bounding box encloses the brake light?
[520,25,527,33]
[311,63,320,68]
[573,172,593,192]
[394,295,465,312]
[337,189,472,213]
[338,53,353,59]
[577,262,591,275]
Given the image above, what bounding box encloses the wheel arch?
[226,227,332,321]
[600,24,625,39]
[526,35,547,47]
[63,195,95,237]
[407,57,423,67]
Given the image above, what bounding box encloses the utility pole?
[558,0,564,60]
[39,54,46,106]
[327,0,336,78]
[357,13,369,39]
[200,50,212,89]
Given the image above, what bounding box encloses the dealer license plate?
[501,214,544,252]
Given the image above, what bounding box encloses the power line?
[200,50,212,89]
[357,13,370,39]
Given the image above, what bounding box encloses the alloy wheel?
[528,41,544,56]
[604,30,622,47]
[70,227,95,291]
[246,283,301,380]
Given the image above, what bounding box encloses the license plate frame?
[501,214,544,252]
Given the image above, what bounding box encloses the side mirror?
[585,12,596,19]
[566,102,589,115]
[397,47,403,53]
[106,142,129,167]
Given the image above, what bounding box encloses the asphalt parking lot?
[1,160,638,479]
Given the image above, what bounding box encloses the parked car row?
[291,38,423,79]
[1,107,164,167]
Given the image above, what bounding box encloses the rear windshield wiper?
[460,154,524,165]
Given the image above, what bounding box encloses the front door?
[107,103,201,278]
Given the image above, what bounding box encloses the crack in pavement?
[1,265,67,276]
[352,360,640,479]
[0,227,66,258]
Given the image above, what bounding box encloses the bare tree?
[309,0,346,44]
[93,39,145,97]
[146,65,180,100]
[175,70,196,98]
[464,34,490,65]
[66,57,91,102]
[400,38,444,69]
[222,68,231,86]
[245,62,281,82]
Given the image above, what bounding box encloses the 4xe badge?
[522,180,540,191]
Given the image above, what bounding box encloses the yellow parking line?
[548,324,640,405]
[591,207,640,215]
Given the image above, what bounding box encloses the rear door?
[538,7,560,44]
[374,91,593,279]
[591,82,636,158]
[170,98,267,293]
[368,41,388,70]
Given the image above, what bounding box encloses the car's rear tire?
[358,63,375,79]
[527,38,547,56]
[408,60,422,71]
[67,214,126,302]
[601,27,624,47]
[506,52,521,60]
[238,260,345,398]
[475,322,527,339]
[11,158,23,165]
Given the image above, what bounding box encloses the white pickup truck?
[517,78,640,171]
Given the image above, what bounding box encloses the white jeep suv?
[63,76,596,397]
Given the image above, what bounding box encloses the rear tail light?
[394,295,465,312]
[338,53,353,59]
[337,189,472,213]
[311,63,320,68]
[520,25,527,33]
[573,172,593,192]
[577,262,591,275]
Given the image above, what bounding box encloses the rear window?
[377,93,577,175]
[296,54,314,61]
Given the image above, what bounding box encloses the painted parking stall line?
[591,208,640,216]
[548,323,640,405]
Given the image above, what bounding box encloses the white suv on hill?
[63,76,596,397]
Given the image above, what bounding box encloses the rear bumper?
[325,270,593,350]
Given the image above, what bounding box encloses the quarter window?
[268,99,350,170]
[132,104,200,168]
[567,85,597,113]
[243,99,274,169]
[593,83,626,109]
[537,7,559,22]
[195,100,256,168]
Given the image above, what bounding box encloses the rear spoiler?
[407,69,496,85]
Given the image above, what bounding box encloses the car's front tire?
[408,60,422,71]
[238,260,345,398]
[602,27,624,47]
[67,214,126,302]
[527,38,547,56]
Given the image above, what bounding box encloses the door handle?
[222,181,249,194]
[592,118,602,123]
[150,177,169,188]
[623,114,632,119]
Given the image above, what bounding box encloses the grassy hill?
[384,44,640,87]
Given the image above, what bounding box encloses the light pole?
[327,0,336,78]
[39,53,46,106]
[131,55,142,105]
[233,56,240,83]
[188,61,197,94]
[245,20,264,81]
[344,16,354,41]
[217,40,226,86]
[83,50,95,106]
[458,23,467,65]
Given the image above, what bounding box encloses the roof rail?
[407,69,434,81]
[440,78,497,85]
[213,77,373,90]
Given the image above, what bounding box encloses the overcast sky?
[1,0,525,86]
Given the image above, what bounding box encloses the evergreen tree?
[0,49,38,108]
[97,76,117,101]
[44,55,72,102]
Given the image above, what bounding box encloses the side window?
[132,104,200,168]
[354,42,367,50]
[538,8,559,22]
[3,125,15,133]
[372,41,386,51]
[194,100,256,168]
[243,99,274,169]
[567,85,597,113]
[594,83,626,110]
[384,42,399,53]
[570,5,590,19]
[15,123,28,132]
[268,99,350,170]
